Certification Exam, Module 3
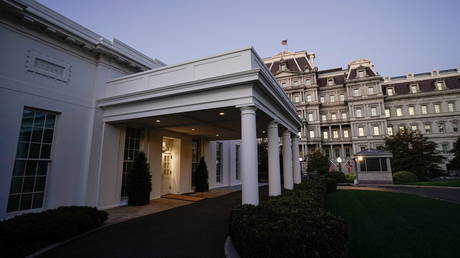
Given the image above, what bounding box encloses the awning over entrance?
[97,47,304,206]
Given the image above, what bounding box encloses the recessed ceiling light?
[191,128,196,131]
[219,112,225,116]
[216,134,220,136]
[262,130,266,133]
[155,119,161,123]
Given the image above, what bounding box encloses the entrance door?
[161,153,172,194]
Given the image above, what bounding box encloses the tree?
[194,157,209,192]
[448,136,460,170]
[385,129,445,180]
[127,151,152,205]
[307,150,329,175]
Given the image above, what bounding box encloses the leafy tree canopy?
[307,150,329,175]
[385,129,445,179]
[448,136,460,170]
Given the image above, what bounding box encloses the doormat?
[161,194,205,202]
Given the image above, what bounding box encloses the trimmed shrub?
[328,172,347,183]
[325,177,338,193]
[393,171,418,184]
[194,157,209,192]
[345,174,356,183]
[127,151,152,205]
[0,206,108,258]
[230,179,348,258]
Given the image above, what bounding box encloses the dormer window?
[410,84,418,94]
[280,63,287,71]
[358,70,365,78]
[327,78,334,86]
[435,81,444,91]
[387,87,395,96]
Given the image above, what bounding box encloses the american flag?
[328,160,336,173]
[345,160,353,173]
[281,39,288,46]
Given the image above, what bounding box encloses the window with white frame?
[340,94,345,101]
[385,108,390,117]
[442,143,449,153]
[434,104,441,113]
[387,88,394,96]
[331,114,337,120]
[436,81,443,91]
[396,107,403,117]
[330,95,335,103]
[343,129,349,138]
[408,106,415,116]
[122,128,142,198]
[333,130,339,139]
[306,95,312,102]
[452,121,459,132]
[421,105,428,114]
[322,114,327,121]
[368,87,374,95]
[7,108,57,212]
[358,70,365,78]
[438,123,445,133]
[353,88,360,96]
[294,95,300,103]
[323,131,329,139]
[320,96,325,103]
[358,127,365,137]
[308,113,314,122]
[373,126,380,136]
[387,126,393,136]
[309,130,315,138]
[341,112,347,120]
[280,63,287,71]
[356,108,362,118]
[371,107,377,116]
[327,78,334,86]
[448,102,455,112]
[411,125,418,131]
[410,84,418,93]
[424,124,431,134]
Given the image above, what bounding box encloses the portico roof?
[98,47,303,139]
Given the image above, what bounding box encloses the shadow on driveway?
[39,186,268,258]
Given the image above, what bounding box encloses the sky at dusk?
[37,0,460,76]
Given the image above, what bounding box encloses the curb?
[224,236,240,258]
[367,184,460,190]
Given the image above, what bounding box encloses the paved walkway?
[39,186,268,258]
[339,185,460,204]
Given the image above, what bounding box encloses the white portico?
[96,47,303,208]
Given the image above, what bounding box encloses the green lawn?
[327,190,460,258]
[406,180,460,187]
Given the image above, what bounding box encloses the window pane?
[34,112,46,128]
[25,160,38,175]
[10,177,23,194]
[45,114,56,128]
[19,126,32,142]
[31,127,44,142]
[40,144,52,159]
[7,195,20,212]
[22,177,35,193]
[32,193,44,209]
[35,176,47,192]
[366,158,380,171]
[20,194,33,210]
[43,129,54,143]
[13,160,26,176]
[16,142,30,158]
[29,143,41,158]
[37,161,48,175]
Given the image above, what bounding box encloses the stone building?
[264,51,460,171]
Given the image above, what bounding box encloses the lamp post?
[354,156,363,185]
[336,157,342,173]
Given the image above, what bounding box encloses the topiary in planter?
[393,171,418,184]
[194,157,209,192]
[127,151,152,205]
[328,172,347,183]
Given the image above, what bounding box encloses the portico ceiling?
[109,106,281,141]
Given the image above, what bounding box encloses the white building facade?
[0,0,302,220]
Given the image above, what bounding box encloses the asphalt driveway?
[39,186,268,258]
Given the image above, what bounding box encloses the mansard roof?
[348,67,377,80]
[317,75,346,86]
[382,75,460,95]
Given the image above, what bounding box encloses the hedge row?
[0,206,108,258]
[229,178,347,258]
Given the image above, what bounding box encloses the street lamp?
[336,157,342,172]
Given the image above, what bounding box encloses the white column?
[292,135,302,184]
[282,130,294,190]
[240,106,259,205]
[267,121,281,196]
